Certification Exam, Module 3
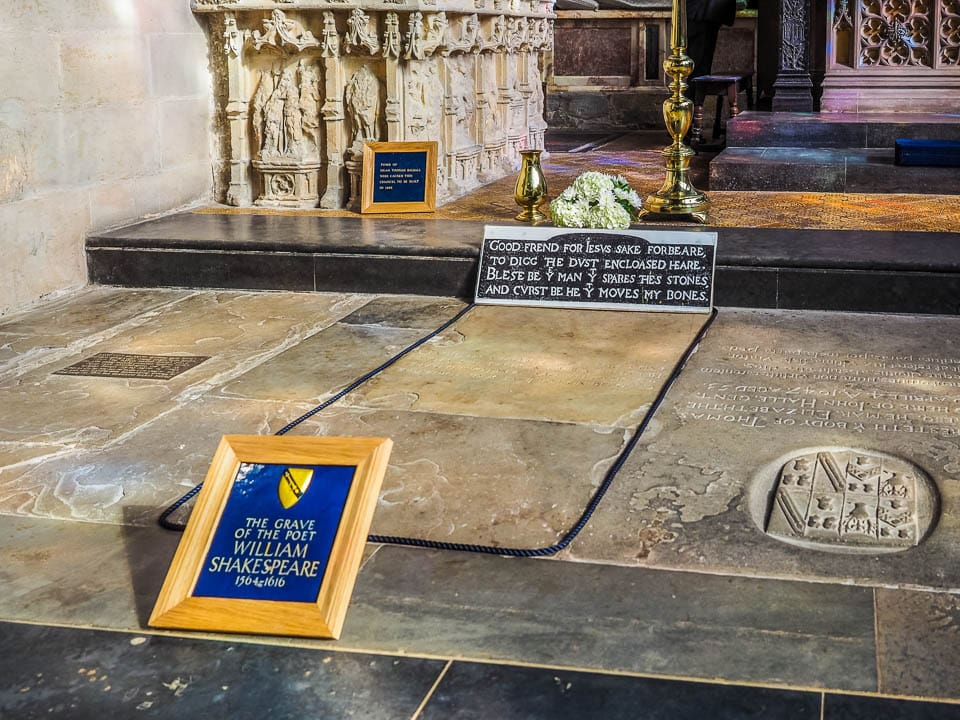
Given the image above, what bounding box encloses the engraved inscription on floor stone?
[684,346,960,436]
[53,352,210,380]
[759,448,939,554]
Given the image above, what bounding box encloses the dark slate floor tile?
[0,621,444,720]
[876,590,960,700]
[824,694,960,719]
[339,547,877,691]
[420,662,821,720]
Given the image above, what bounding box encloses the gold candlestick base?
[640,6,709,225]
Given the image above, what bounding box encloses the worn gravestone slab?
[566,308,960,591]
[54,352,209,380]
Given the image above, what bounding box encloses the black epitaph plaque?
[476,227,716,313]
[54,352,209,380]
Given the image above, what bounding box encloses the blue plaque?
[193,462,356,603]
[372,151,429,204]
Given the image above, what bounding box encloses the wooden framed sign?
[149,435,392,639]
[360,141,437,213]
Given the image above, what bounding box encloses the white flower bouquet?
[549,171,643,230]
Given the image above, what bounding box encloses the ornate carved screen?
[825,0,960,111]
[193,1,553,210]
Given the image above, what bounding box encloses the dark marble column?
[772,0,814,111]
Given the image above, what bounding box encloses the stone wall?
[0,1,215,315]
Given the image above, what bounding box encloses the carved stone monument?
[194,1,554,209]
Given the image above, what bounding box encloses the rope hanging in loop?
[159,303,719,558]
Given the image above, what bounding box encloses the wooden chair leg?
[712,95,723,141]
[692,103,705,146]
[728,83,740,117]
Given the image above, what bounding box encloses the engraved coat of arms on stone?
[764,449,939,553]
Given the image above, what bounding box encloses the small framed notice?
[149,435,392,639]
[361,141,437,213]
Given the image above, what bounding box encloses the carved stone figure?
[345,65,381,143]
[447,60,476,147]
[251,69,276,157]
[298,60,321,152]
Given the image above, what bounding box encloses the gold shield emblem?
[278,467,314,509]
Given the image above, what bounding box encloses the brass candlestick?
[514,149,548,223]
[638,0,709,224]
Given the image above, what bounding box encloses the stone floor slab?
[0,515,878,696]
[350,306,707,427]
[876,589,960,701]
[0,621,445,720]
[421,662,821,720]
[340,546,877,691]
[339,295,467,330]
[217,323,435,403]
[0,287,191,378]
[565,309,960,591]
[0,291,365,451]
[0,396,626,548]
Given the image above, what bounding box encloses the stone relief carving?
[200,4,551,209]
[860,0,932,66]
[252,65,317,160]
[763,448,939,553]
[382,13,403,58]
[444,13,481,54]
[223,16,243,57]
[345,65,382,142]
[446,59,476,147]
[252,9,320,52]
[405,12,427,60]
[344,8,380,55]
[320,12,340,57]
[506,17,527,51]
[298,60,322,151]
[423,13,449,55]
[780,0,808,70]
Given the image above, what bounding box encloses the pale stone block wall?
[0,0,215,315]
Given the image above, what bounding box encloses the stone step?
[710,147,960,195]
[87,212,960,315]
[726,111,960,149]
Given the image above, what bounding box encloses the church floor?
[3,287,960,718]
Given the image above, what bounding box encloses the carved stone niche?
[193,1,556,210]
[822,0,960,112]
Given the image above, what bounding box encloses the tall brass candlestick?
[638,0,709,224]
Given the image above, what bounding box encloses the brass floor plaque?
[54,353,209,380]
[761,448,940,554]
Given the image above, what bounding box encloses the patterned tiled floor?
[194,133,960,233]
